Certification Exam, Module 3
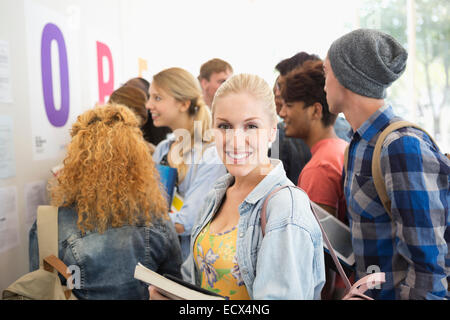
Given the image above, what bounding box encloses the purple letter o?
[41,23,69,127]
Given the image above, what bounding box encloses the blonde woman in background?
[29,104,182,300]
[147,67,227,261]
[150,74,325,300]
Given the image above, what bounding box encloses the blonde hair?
[152,67,212,182]
[211,73,278,124]
[50,104,168,234]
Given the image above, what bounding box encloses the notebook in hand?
[134,263,224,300]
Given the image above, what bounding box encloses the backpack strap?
[372,121,440,218]
[260,185,353,291]
[36,206,59,267]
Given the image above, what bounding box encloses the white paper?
[24,180,49,232]
[0,40,13,103]
[0,186,20,253]
[0,115,16,179]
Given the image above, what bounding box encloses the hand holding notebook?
[134,263,224,300]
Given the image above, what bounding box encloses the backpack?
[343,120,449,291]
[2,206,78,300]
[344,120,449,217]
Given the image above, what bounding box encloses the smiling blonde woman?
[150,74,326,300]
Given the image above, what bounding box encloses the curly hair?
[281,60,337,127]
[50,104,168,234]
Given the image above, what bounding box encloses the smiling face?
[212,92,277,178]
[146,82,186,130]
[278,100,313,139]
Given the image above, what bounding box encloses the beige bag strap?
[43,254,74,299]
[372,121,440,218]
[36,206,77,299]
[36,205,59,267]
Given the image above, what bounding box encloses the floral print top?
[193,221,250,300]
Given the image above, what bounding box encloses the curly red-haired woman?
[29,104,182,299]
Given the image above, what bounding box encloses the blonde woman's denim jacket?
[181,159,326,299]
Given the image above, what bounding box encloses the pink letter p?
[96,41,114,104]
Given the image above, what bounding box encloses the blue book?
[156,164,177,209]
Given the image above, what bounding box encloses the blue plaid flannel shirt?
[345,104,449,300]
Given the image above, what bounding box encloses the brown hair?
[281,60,337,127]
[123,77,150,99]
[50,104,168,234]
[108,86,148,126]
[275,51,320,76]
[198,58,233,81]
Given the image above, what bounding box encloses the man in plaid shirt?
[323,29,449,299]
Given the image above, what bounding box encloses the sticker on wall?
[24,0,81,160]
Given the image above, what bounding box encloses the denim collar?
[213,159,287,206]
[355,104,396,145]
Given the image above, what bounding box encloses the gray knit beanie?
[327,28,408,99]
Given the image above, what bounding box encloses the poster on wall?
[24,180,48,233]
[0,115,16,179]
[0,40,13,103]
[0,186,20,254]
[24,0,81,161]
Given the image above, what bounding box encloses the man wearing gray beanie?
[323,28,449,300]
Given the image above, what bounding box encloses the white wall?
[0,0,361,292]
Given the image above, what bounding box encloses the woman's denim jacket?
[29,206,182,300]
[181,159,326,299]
